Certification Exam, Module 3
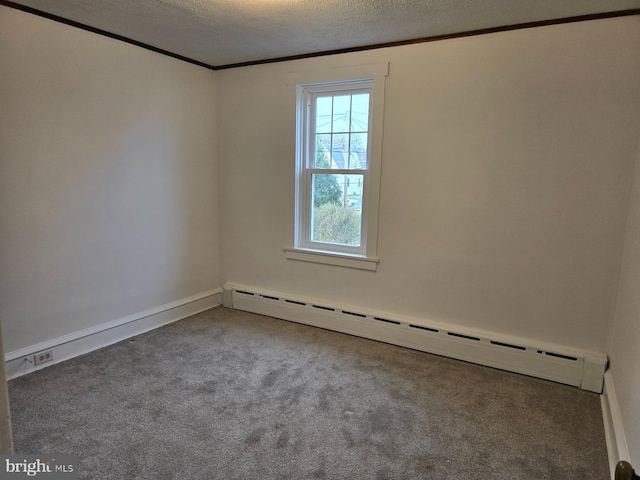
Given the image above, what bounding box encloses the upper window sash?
[304,86,372,172]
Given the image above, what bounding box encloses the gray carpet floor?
[8,307,609,479]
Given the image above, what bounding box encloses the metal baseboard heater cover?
[224,283,607,393]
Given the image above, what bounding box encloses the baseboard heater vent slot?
[227,283,607,393]
[261,295,280,301]
[490,341,526,351]
[286,300,306,306]
[313,305,335,312]
[409,325,439,333]
[447,332,481,341]
[545,352,578,361]
[374,317,401,325]
[343,311,366,318]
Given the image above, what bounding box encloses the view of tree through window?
[310,93,369,246]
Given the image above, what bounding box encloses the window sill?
[283,247,378,271]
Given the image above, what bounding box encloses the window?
[285,64,388,271]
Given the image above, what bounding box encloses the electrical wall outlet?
[34,350,53,366]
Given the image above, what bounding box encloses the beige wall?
[218,16,640,353]
[0,6,220,352]
[608,127,640,466]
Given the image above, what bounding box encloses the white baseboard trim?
[224,282,607,393]
[4,288,222,380]
[601,371,630,479]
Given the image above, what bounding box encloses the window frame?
[285,63,388,271]
[299,82,372,255]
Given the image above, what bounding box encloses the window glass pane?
[349,133,367,169]
[315,134,332,168]
[332,95,351,133]
[315,97,332,134]
[351,93,369,132]
[311,173,363,246]
[330,133,349,169]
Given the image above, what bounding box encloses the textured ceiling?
[6,0,640,67]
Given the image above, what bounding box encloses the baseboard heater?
[223,283,606,393]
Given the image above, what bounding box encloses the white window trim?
[283,247,379,271]
[285,63,389,271]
